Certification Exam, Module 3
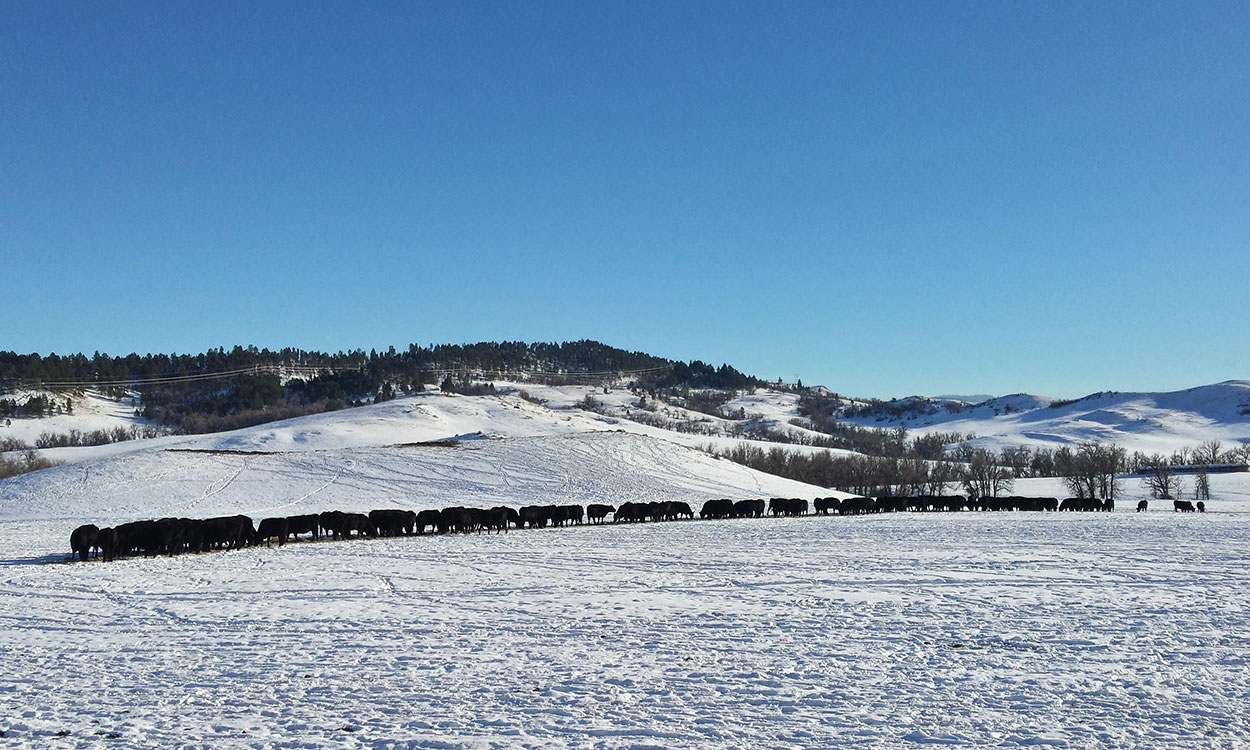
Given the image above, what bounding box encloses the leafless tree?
[1194,470,1211,502]
[1140,453,1185,499]
[1194,439,1225,465]
[1055,442,1126,499]
[959,448,1014,498]
[1000,445,1032,478]
[925,460,959,495]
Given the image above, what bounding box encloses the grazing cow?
[560,505,585,526]
[699,498,734,520]
[839,497,872,515]
[321,511,376,539]
[654,501,692,521]
[813,497,841,516]
[1174,500,1196,513]
[1101,498,1115,512]
[70,524,99,562]
[480,506,513,533]
[197,515,254,551]
[1196,501,1206,513]
[769,498,807,517]
[96,527,119,563]
[1059,498,1081,512]
[614,502,648,523]
[255,517,290,547]
[1136,500,1149,512]
[114,518,185,558]
[415,509,442,535]
[875,497,906,513]
[370,509,417,537]
[519,505,551,529]
[732,499,765,518]
[285,513,320,541]
[586,504,615,524]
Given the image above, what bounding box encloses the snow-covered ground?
[2,392,1249,747]
[839,381,1250,456]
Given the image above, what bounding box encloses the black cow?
[699,498,734,520]
[839,497,872,515]
[1174,500,1196,512]
[733,499,765,518]
[321,511,376,539]
[480,506,514,533]
[96,527,119,562]
[614,502,647,523]
[769,498,807,517]
[1196,501,1206,513]
[813,497,841,515]
[415,509,442,534]
[1136,499,1148,512]
[285,513,320,541]
[255,517,290,547]
[655,501,693,521]
[370,509,417,537]
[70,524,99,562]
[115,518,185,558]
[197,515,254,551]
[587,504,615,523]
[518,505,548,529]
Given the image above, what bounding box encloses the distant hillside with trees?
[0,341,761,435]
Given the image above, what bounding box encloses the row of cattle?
[66,493,1204,562]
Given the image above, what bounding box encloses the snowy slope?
[3,389,1250,748]
[841,380,1250,454]
[6,380,1249,467]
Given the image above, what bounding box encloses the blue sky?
[4,1,1247,399]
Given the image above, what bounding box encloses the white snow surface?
[841,381,1250,455]
[2,391,1250,748]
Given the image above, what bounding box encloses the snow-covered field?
[2,393,1249,748]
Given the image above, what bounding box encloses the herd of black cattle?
[66,494,1208,563]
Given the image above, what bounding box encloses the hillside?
[0,389,838,530]
[834,380,1250,455]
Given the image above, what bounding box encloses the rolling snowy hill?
[836,380,1250,455]
[3,383,1250,748]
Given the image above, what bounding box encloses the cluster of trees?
[1129,439,1250,502]
[0,449,57,480]
[1,394,73,419]
[709,444,970,498]
[712,434,1248,502]
[3,341,723,436]
[0,341,675,391]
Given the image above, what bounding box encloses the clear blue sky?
[4,1,1247,399]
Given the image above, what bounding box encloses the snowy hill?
[6,379,1250,474]
[3,382,1250,748]
[837,380,1250,454]
[0,389,838,528]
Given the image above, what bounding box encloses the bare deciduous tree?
[1055,442,1126,499]
[1194,470,1211,502]
[960,448,1014,499]
[1140,453,1184,499]
[1194,439,1225,465]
